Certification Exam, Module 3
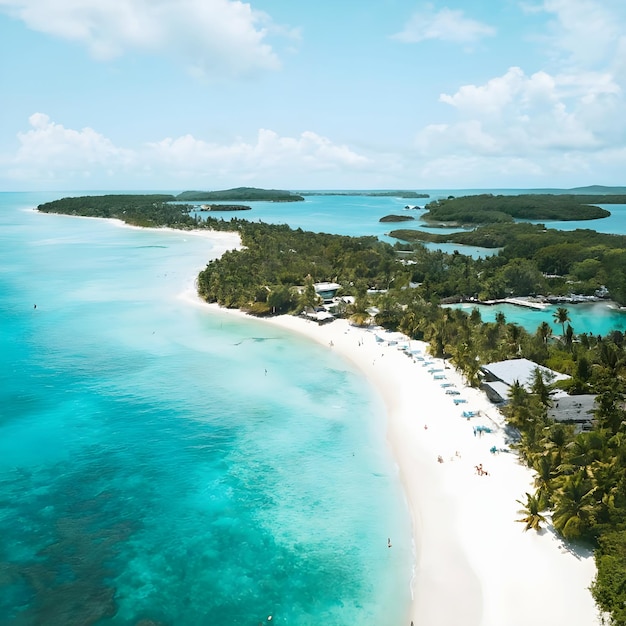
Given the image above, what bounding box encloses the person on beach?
[388,538,392,548]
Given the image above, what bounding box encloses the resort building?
[480,358,570,403]
[548,394,597,431]
[480,358,595,430]
[314,282,341,302]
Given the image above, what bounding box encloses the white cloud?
[5,114,370,187]
[147,128,370,178]
[392,5,495,44]
[6,111,626,189]
[539,0,625,69]
[0,0,289,76]
[417,64,625,159]
[404,1,626,188]
[13,113,134,170]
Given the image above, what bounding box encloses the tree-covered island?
[379,214,416,223]
[421,193,616,225]
[176,187,304,202]
[37,193,626,623]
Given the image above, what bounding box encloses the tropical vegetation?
[421,193,617,224]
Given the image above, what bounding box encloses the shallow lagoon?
[0,193,411,625]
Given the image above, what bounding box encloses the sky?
[1,0,626,191]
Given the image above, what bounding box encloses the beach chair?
[445,389,460,395]
[462,410,477,418]
[433,374,446,380]
[440,382,453,388]
[453,398,467,405]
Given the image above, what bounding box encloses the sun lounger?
[453,398,467,404]
[445,389,460,395]
[462,410,477,418]
[440,382,454,387]
[433,374,446,380]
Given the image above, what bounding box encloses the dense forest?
[175,187,304,202]
[37,193,626,624]
[421,194,615,224]
[390,222,626,305]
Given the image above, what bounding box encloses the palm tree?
[544,423,571,466]
[552,471,595,540]
[532,452,559,504]
[536,321,552,345]
[508,380,528,410]
[299,275,319,312]
[531,367,552,407]
[564,431,606,474]
[553,306,570,338]
[505,323,523,356]
[516,491,548,532]
[347,286,371,327]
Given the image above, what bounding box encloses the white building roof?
[548,395,596,424]
[482,381,511,402]
[482,358,570,390]
[314,282,341,293]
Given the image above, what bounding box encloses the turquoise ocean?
[0,192,412,625]
[2,190,625,625]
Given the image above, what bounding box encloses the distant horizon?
[5,184,626,195]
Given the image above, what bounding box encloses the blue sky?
[1,0,625,191]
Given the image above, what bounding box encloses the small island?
[379,214,416,223]
[421,193,614,225]
[176,187,304,202]
[199,204,251,212]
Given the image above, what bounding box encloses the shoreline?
[33,212,601,624]
[185,297,601,626]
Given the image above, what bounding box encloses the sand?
[190,302,602,626]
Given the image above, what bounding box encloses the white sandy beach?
[189,298,602,626]
[42,214,601,624]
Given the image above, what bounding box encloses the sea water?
[449,301,626,336]
[0,194,412,625]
